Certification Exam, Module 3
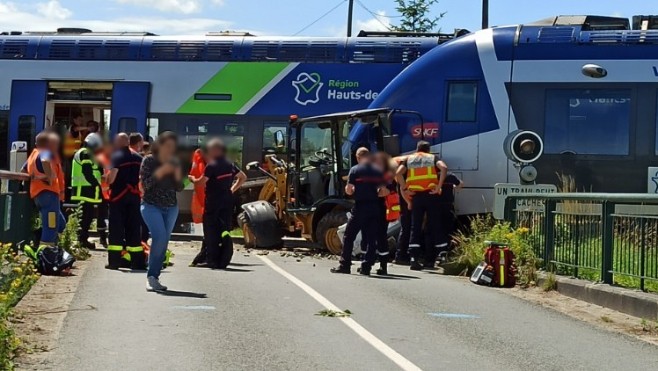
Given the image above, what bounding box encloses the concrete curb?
[538,273,658,320]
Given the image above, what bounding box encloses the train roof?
[0,29,466,63]
[515,15,658,45]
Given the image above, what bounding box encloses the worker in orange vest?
[96,143,112,247]
[189,147,209,266]
[396,140,447,271]
[26,133,66,248]
[46,132,66,203]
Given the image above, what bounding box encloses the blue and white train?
[349,15,658,215]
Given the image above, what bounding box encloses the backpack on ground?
[484,241,516,287]
[470,241,516,288]
[36,245,76,276]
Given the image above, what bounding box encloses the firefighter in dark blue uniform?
[201,138,247,269]
[106,133,145,270]
[434,173,463,263]
[331,148,389,276]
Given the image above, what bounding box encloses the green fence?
[0,171,33,246]
[504,193,658,292]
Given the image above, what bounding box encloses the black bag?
[37,246,75,276]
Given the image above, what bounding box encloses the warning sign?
[493,183,557,219]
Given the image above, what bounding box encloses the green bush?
[1,244,40,369]
[58,207,90,261]
[452,214,540,287]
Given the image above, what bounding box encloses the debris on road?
[315,309,352,318]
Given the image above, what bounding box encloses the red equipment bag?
[484,241,517,288]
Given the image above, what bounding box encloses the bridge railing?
[503,193,658,292]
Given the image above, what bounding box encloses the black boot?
[410,259,423,271]
[376,262,388,276]
[330,263,351,274]
[357,264,371,276]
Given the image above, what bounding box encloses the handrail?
[0,170,29,182]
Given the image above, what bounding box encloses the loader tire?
[315,211,347,255]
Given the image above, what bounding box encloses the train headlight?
[503,130,543,164]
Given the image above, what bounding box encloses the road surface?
[39,243,658,371]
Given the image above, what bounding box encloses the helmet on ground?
[84,133,103,150]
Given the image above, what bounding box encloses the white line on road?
[258,256,422,371]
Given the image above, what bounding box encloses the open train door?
[110,81,150,136]
[8,80,48,149]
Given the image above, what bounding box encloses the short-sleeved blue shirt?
[347,163,384,202]
[110,148,142,196]
[204,157,240,212]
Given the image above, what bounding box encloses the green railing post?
[544,199,556,271]
[504,196,516,226]
[601,201,614,285]
[640,218,646,292]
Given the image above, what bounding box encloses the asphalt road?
[43,242,658,371]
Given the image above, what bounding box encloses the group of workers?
[25,125,152,269]
[24,118,247,291]
[332,140,462,275]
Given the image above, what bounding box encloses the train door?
[110,82,150,136]
[8,80,48,148]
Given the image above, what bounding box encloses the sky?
[0,0,651,36]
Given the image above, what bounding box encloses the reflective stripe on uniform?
[221,231,231,238]
[107,245,123,251]
[127,246,143,253]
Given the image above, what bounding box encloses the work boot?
[357,264,371,276]
[376,263,388,276]
[423,260,436,269]
[410,259,423,271]
[330,264,351,274]
[146,276,167,292]
[104,264,119,270]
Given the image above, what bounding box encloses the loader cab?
[288,108,424,209]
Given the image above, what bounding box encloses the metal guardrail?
[504,193,658,293]
[0,170,33,245]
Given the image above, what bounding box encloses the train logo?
[411,122,440,139]
[292,72,324,106]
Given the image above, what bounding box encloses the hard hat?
[84,133,103,150]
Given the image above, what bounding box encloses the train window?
[263,123,287,155]
[118,118,137,133]
[545,89,631,155]
[446,82,478,122]
[176,122,245,166]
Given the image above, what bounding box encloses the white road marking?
[258,256,423,371]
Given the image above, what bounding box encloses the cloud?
[0,1,235,34]
[36,0,72,20]
[355,10,391,32]
[115,0,226,14]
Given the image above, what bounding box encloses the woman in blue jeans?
[140,131,183,292]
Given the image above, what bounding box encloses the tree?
[391,0,446,33]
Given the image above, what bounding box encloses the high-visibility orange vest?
[63,132,82,158]
[27,149,59,198]
[385,192,400,222]
[53,156,65,201]
[189,149,206,224]
[97,152,111,200]
[405,152,438,192]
